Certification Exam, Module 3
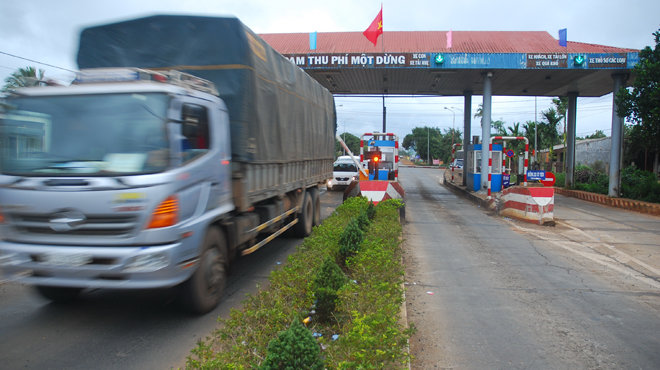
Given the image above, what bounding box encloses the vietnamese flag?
[363,6,383,46]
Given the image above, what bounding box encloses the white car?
[327,156,359,190]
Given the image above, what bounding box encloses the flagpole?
[381,4,386,133]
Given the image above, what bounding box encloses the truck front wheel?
[179,226,228,314]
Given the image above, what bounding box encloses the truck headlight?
[124,253,169,272]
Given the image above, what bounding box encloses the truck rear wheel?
[308,187,321,227]
[179,226,228,314]
[34,286,82,303]
[293,192,313,237]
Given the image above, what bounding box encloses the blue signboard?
[284,52,638,70]
[503,174,510,188]
[527,170,546,181]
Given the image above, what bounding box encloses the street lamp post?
[444,107,456,146]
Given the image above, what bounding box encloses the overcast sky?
[1,0,658,141]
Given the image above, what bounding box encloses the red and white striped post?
[488,136,529,199]
[502,141,507,173]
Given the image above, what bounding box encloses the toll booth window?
[492,152,502,174]
[475,151,482,173]
[181,104,210,162]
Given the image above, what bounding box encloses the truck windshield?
[0,93,170,176]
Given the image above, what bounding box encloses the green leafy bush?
[574,165,608,194]
[313,256,347,292]
[259,319,324,370]
[338,218,364,263]
[313,256,347,322]
[621,165,660,203]
[187,196,411,369]
[355,211,370,231]
[366,202,376,220]
[574,164,601,184]
[313,287,339,323]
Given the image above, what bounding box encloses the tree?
[616,29,660,174]
[334,132,360,157]
[584,130,607,140]
[539,107,562,151]
[552,97,568,149]
[492,120,507,135]
[473,104,506,134]
[2,66,45,91]
[403,126,461,165]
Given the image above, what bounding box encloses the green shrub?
[338,218,363,262]
[574,165,608,194]
[313,256,347,292]
[575,164,600,183]
[366,202,376,220]
[313,287,339,323]
[554,172,566,188]
[355,211,370,231]
[259,319,324,370]
[621,166,660,203]
[187,196,411,369]
[312,257,347,322]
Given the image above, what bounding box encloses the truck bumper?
[0,241,195,289]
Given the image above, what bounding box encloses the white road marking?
[504,219,660,290]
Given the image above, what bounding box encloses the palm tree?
[2,66,45,91]
[539,108,562,168]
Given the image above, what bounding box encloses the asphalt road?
[0,189,344,370]
[401,166,660,369]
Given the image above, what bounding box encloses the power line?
[0,51,77,73]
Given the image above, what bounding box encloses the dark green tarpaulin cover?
[77,15,335,163]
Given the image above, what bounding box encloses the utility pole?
[534,96,538,166]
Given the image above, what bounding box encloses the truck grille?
[9,213,138,237]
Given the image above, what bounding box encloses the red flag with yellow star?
[363,6,383,46]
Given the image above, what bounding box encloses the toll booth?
[360,133,399,181]
[466,144,502,192]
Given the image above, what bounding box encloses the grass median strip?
[186,196,412,369]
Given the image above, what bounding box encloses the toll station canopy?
[260,31,638,97]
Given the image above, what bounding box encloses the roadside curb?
[554,187,660,216]
[441,176,491,209]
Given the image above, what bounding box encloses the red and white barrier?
[357,180,405,204]
[499,186,554,225]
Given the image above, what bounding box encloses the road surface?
[402,166,660,369]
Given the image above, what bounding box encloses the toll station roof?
[260,31,639,97]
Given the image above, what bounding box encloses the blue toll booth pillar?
[467,143,503,192]
[466,144,481,191]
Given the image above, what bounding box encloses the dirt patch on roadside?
[403,237,450,369]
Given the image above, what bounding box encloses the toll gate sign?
[527,170,546,181]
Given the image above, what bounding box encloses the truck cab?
[0,69,234,312]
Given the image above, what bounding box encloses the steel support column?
[609,73,627,197]
[566,92,578,187]
[463,90,472,186]
[481,72,493,190]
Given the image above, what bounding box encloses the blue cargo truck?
[0,15,335,313]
